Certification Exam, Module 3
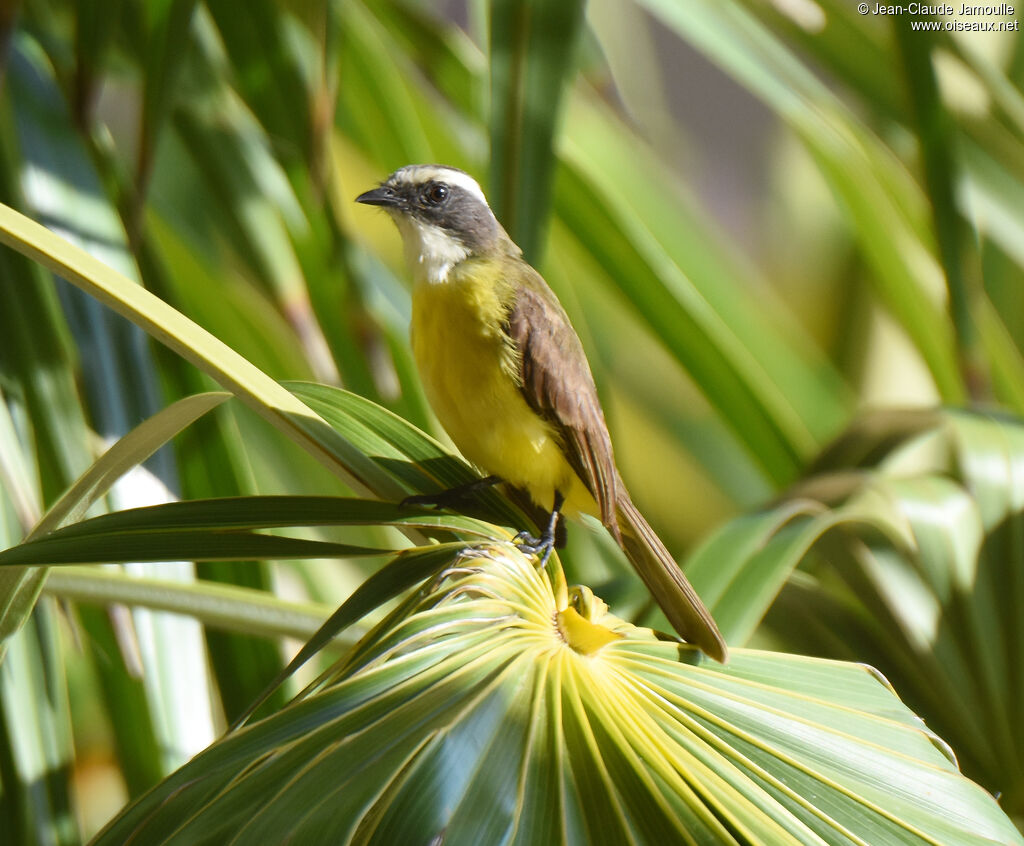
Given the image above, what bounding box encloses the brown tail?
[614,489,728,662]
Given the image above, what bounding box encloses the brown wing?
[503,273,621,538]
[504,271,727,660]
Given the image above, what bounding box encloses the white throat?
[393,214,470,285]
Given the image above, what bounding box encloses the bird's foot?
[401,475,501,510]
[514,494,563,567]
[514,529,557,567]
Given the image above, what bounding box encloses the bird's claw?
[514,530,556,566]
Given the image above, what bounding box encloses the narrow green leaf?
[43,568,339,644]
[488,0,587,260]
[973,295,1024,414]
[560,91,849,446]
[742,0,899,113]
[0,388,40,533]
[894,21,981,391]
[286,382,535,532]
[725,409,1024,811]
[73,603,165,797]
[0,602,77,846]
[36,393,230,537]
[554,162,806,482]
[0,200,404,500]
[367,0,484,116]
[24,495,503,541]
[231,542,470,729]
[135,0,201,213]
[637,0,965,403]
[0,49,94,648]
[0,531,389,568]
[338,0,468,168]
[203,0,313,159]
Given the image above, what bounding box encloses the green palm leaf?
[696,408,1024,821]
[89,544,1020,846]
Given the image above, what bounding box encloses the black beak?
[355,185,402,208]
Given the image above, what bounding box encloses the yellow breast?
[409,259,595,517]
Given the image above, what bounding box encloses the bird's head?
[356,165,514,283]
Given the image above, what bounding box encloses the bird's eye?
[423,183,449,205]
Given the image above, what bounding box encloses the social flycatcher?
[356,165,727,662]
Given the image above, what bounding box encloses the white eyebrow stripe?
[393,165,489,207]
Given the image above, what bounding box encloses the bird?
[356,164,727,662]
